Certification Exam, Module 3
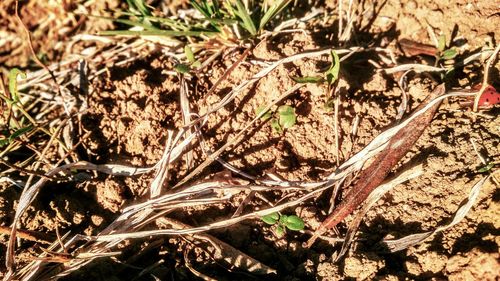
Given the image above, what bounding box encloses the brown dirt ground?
[1,0,499,280]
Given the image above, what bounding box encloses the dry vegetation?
[0,0,499,280]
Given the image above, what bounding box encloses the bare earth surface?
[0,0,499,280]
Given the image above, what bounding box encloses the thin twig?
[0,226,54,245]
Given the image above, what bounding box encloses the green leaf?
[191,0,213,18]
[261,212,279,225]
[8,68,26,103]
[256,106,272,121]
[192,60,202,69]
[233,0,257,35]
[325,51,340,85]
[0,139,9,148]
[279,214,288,224]
[9,126,33,142]
[270,118,282,133]
[292,76,324,84]
[441,48,457,60]
[142,15,190,31]
[126,0,151,16]
[184,45,196,63]
[275,224,285,237]
[283,215,305,231]
[478,163,494,173]
[174,64,191,74]
[437,34,446,52]
[259,0,292,31]
[191,0,223,31]
[278,105,296,129]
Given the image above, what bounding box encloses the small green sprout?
[325,50,340,86]
[477,163,495,173]
[291,76,324,83]
[291,50,340,85]
[270,118,283,134]
[255,105,296,133]
[174,46,203,74]
[261,212,305,238]
[277,105,296,129]
[261,212,279,225]
[174,64,191,74]
[323,98,335,112]
[256,106,272,121]
[436,35,457,62]
[0,69,34,148]
[184,45,202,69]
[289,51,341,110]
[8,68,26,105]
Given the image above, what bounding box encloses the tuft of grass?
[100,0,293,41]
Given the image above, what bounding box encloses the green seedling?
[7,68,26,105]
[255,105,272,121]
[436,35,458,80]
[261,212,305,238]
[436,34,457,62]
[270,118,283,134]
[325,50,340,85]
[0,69,34,149]
[291,76,324,83]
[292,51,340,112]
[323,50,341,111]
[292,50,340,86]
[277,105,296,129]
[291,51,341,111]
[256,105,296,133]
[174,46,202,74]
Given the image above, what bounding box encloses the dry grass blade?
[187,46,365,128]
[383,64,445,74]
[306,85,446,247]
[179,77,194,168]
[335,165,424,261]
[150,130,175,198]
[184,249,216,281]
[326,90,478,184]
[0,226,54,245]
[381,175,489,252]
[4,160,155,276]
[157,217,276,275]
[175,83,304,187]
